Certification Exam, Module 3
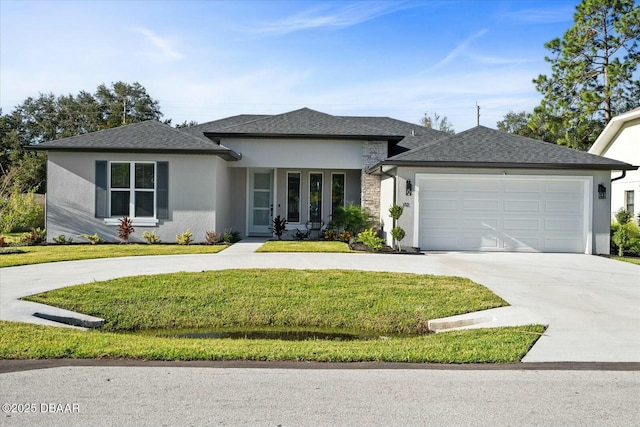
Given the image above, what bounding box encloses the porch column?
[361,140,387,220]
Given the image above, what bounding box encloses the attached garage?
[416,174,590,252]
[368,126,636,255]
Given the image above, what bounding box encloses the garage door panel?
[418,176,587,253]
[545,200,582,214]
[463,199,500,211]
[545,218,581,231]
[463,235,500,249]
[421,217,457,229]
[462,218,498,230]
[503,218,541,231]
[504,182,541,193]
[504,200,541,212]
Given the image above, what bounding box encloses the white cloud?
[422,29,489,73]
[497,6,574,24]
[249,1,419,35]
[133,27,183,60]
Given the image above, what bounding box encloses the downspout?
[611,170,626,183]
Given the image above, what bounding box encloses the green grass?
[0,244,227,268]
[612,256,640,266]
[257,240,352,253]
[25,269,508,334]
[0,321,545,363]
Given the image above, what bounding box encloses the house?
[588,107,640,222]
[32,108,636,254]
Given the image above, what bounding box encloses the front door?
[249,169,273,235]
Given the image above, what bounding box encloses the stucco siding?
[222,138,364,169]
[386,167,611,254]
[599,119,640,220]
[46,151,220,243]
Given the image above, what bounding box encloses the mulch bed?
[348,242,423,255]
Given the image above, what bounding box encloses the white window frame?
[330,172,346,216]
[104,161,158,226]
[625,190,635,215]
[308,171,324,223]
[286,171,302,224]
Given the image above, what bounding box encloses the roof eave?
[367,160,638,173]
[26,145,243,160]
[589,108,640,155]
[204,132,404,142]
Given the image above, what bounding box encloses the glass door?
[249,170,273,235]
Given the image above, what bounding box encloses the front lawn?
[0,244,227,268]
[256,241,352,253]
[612,256,640,266]
[7,269,546,362]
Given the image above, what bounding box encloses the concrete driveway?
[1,249,638,362]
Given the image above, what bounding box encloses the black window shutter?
[95,161,108,218]
[157,162,169,219]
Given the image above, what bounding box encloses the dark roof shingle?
[379,126,634,170]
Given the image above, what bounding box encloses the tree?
[175,120,198,129]
[0,82,164,193]
[532,0,640,150]
[420,112,455,134]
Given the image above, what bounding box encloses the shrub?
[612,221,640,256]
[176,229,193,245]
[615,208,633,226]
[117,216,134,244]
[204,231,219,245]
[324,229,337,241]
[272,215,287,240]
[142,231,161,244]
[338,231,352,243]
[20,227,46,246]
[222,229,241,244]
[0,189,44,233]
[329,203,375,236]
[0,236,5,247]
[391,226,406,251]
[357,228,385,252]
[389,204,404,221]
[294,229,310,241]
[80,233,104,245]
[53,235,74,245]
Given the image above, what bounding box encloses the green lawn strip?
[0,321,546,363]
[256,241,352,253]
[24,269,507,334]
[0,244,227,268]
[612,256,640,266]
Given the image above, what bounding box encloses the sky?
[0,0,582,131]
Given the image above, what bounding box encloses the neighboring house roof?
[201,108,406,142]
[588,107,640,156]
[30,120,242,160]
[369,125,637,172]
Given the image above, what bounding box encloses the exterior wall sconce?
[598,184,606,200]
[406,180,413,196]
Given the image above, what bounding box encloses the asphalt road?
[1,365,638,426]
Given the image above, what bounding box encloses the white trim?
[104,218,159,226]
[286,171,302,224]
[414,173,593,254]
[308,171,324,223]
[107,161,157,221]
[248,169,274,235]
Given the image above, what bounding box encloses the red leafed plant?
[117,216,135,244]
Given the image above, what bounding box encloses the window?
[309,172,323,222]
[626,190,635,215]
[287,172,301,223]
[109,162,155,218]
[331,173,345,215]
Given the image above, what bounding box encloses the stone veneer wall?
[361,140,388,220]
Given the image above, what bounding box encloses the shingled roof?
[370,126,636,171]
[30,120,242,160]
[201,108,405,142]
